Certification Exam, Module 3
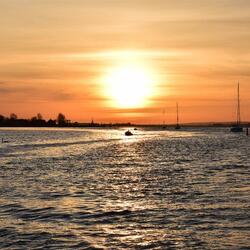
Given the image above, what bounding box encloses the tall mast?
[176,103,179,126]
[163,108,166,126]
[237,82,241,125]
[230,82,243,132]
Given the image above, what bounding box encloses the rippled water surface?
[0,127,249,249]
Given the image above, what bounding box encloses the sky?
[0,0,250,124]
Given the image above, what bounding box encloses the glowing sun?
[104,64,156,108]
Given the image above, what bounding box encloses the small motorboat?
[125,130,133,136]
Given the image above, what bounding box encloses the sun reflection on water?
[0,127,249,249]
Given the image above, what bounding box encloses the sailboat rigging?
[162,108,166,129]
[175,103,181,130]
[230,82,243,132]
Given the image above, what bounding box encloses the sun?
[103,64,156,108]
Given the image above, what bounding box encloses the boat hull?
[230,126,243,132]
[175,125,181,130]
[125,130,133,136]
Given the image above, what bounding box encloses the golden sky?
[0,0,249,123]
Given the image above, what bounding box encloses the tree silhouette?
[47,119,56,126]
[57,113,66,126]
[0,115,4,123]
[10,113,17,120]
[37,113,43,120]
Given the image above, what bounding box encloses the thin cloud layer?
[0,0,249,123]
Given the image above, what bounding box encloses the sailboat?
[162,108,166,129]
[230,82,243,132]
[175,103,181,130]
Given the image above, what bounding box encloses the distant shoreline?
[1,113,249,128]
[0,122,250,128]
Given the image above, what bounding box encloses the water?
[0,127,249,249]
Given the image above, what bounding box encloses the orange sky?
[0,0,249,124]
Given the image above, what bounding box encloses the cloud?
[0,82,73,101]
[108,107,166,114]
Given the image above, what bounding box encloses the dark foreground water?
[0,127,249,249]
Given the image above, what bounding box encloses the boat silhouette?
[1,138,9,143]
[125,130,133,136]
